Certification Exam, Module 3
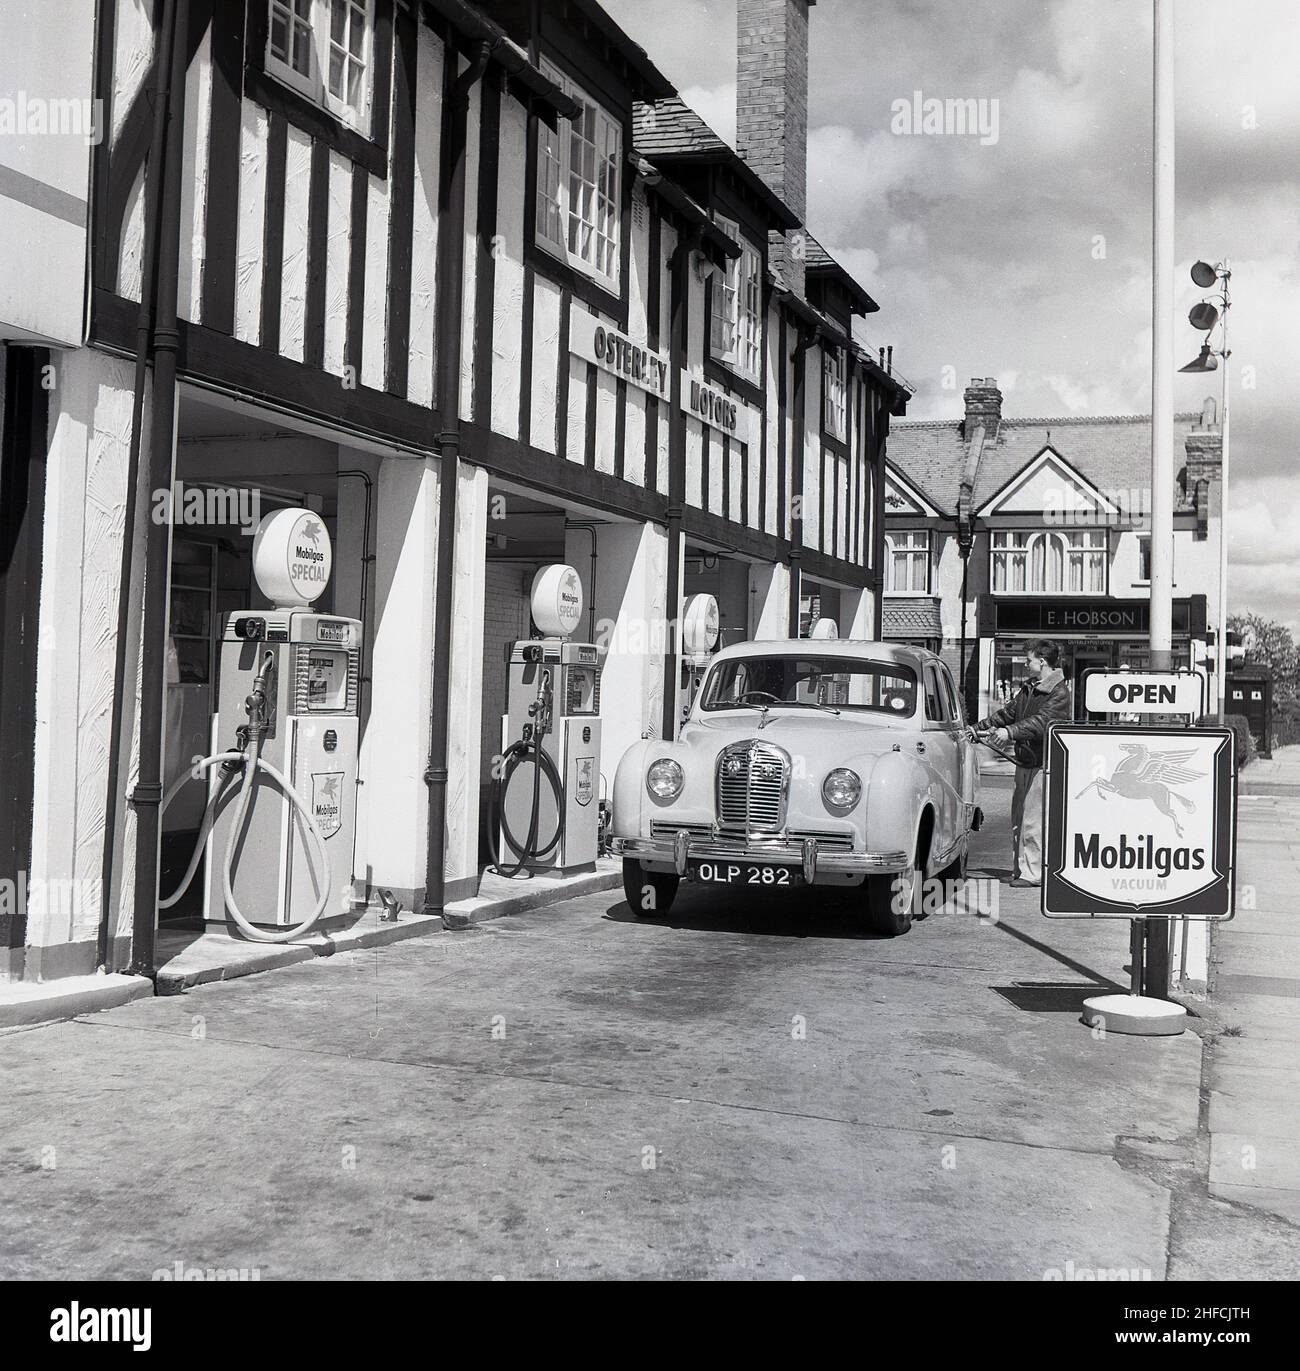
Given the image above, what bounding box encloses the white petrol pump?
[160,508,361,942]
[679,592,720,722]
[493,564,604,877]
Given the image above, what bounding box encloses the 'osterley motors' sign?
[1042,725,1236,919]
[568,313,669,399]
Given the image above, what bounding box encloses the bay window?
[709,216,763,385]
[266,0,373,131]
[536,62,623,293]
[991,529,1107,593]
[886,531,930,593]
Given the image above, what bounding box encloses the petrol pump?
[159,508,361,943]
[493,564,604,877]
[679,592,720,723]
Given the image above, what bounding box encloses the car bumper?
[615,832,910,882]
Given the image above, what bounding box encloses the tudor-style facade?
[885,378,1223,723]
[0,0,909,985]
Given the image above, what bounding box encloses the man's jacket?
[979,668,1071,769]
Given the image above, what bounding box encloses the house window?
[991,529,1107,593]
[536,61,622,293]
[823,345,847,441]
[885,531,930,593]
[1135,533,1172,584]
[709,216,762,385]
[266,0,373,131]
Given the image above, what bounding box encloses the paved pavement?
[1203,746,1300,1229]
[2,773,1297,1280]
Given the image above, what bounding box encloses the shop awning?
[882,597,943,640]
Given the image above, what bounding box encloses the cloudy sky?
[603,0,1300,633]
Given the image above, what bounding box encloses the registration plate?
[691,861,801,887]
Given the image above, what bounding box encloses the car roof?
[709,639,940,672]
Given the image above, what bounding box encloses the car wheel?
[622,858,679,918]
[938,834,970,886]
[866,865,918,937]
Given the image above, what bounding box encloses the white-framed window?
[991,528,1107,593]
[1135,533,1173,584]
[266,0,374,132]
[823,344,847,442]
[709,216,762,385]
[885,530,930,593]
[535,60,622,293]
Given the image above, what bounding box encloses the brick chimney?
[1184,395,1222,489]
[737,0,813,296]
[962,377,1003,436]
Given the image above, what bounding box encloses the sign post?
[1042,720,1236,1035]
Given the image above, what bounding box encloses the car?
[611,639,982,935]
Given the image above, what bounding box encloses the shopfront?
[977,594,1208,720]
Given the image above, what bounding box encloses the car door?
[939,662,978,830]
[921,664,961,864]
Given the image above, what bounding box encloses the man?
[971,640,1071,887]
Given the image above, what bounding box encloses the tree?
[1230,612,1299,699]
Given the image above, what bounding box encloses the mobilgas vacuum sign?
[1042,725,1236,919]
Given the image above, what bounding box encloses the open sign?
[1082,670,1204,719]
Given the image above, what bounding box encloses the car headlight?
[822,767,862,811]
[646,758,684,801]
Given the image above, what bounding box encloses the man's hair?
[1026,639,1061,668]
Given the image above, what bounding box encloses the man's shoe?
[1009,877,1039,888]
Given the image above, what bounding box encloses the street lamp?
[1180,260,1232,725]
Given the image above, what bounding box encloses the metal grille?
[716,741,788,833]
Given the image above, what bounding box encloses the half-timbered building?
[0,0,909,986]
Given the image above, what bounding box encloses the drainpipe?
[788,322,817,637]
[423,40,492,919]
[565,522,599,643]
[661,225,702,740]
[98,0,181,972]
[127,0,187,977]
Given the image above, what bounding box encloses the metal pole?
[1149,0,1175,671]
[1216,274,1231,725]
[1130,919,1145,996]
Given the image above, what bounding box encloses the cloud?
[602,0,1297,628]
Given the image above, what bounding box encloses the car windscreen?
[700,656,918,716]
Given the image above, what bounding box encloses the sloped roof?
[888,413,1210,518]
[804,232,877,315]
[882,597,944,638]
[632,98,799,229]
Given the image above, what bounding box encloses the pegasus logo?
[1075,745,1205,838]
[299,516,323,545]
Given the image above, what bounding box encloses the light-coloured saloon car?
[612,640,982,935]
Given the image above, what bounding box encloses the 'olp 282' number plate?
[691,862,801,886]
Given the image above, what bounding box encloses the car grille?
[715,740,789,833]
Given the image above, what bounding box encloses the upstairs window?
[823,344,847,442]
[709,216,763,385]
[266,0,373,132]
[991,529,1107,593]
[885,530,930,593]
[536,61,622,293]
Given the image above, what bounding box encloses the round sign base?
[1082,993,1187,1036]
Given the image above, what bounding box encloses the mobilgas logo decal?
[312,772,344,839]
[1043,726,1235,919]
[287,513,330,595]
